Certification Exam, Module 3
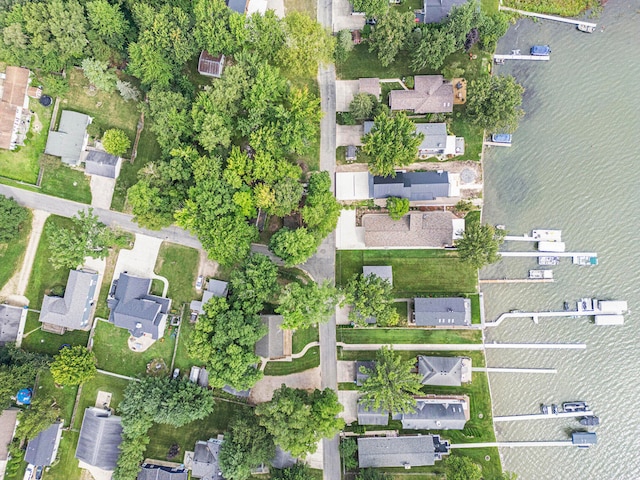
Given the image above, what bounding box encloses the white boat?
[531,229,562,242]
[538,241,566,253]
[573,255,598,266]
[577,24,596,33]
[529,270,553,279]
[538,256,560,266]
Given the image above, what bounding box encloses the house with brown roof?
[0,66,31,150]
[389,75,453,114]
[198,51,226,78]
[363,211,464,248]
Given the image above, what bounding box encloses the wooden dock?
[485,343,586,350]
[498,5,597,29]
[480,278,553,284]
[494,54,550,62]
[499,251,597,258]
[451,441,574,449]
[473,367,557,374]
[494,410,593,422]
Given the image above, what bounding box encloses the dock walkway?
[494,54,549,62]
[494,410,594,422]
[499,251,596,258]
[498,5,597,29]
[483,141,512,147]
[472,367,557,374]
[451,441,574,449]
[480,278,553,284]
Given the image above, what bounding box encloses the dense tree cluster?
[466,75,525,132]
[49,346,96,386]
[455,221,505,269]
[0,195,28,243]
[218,415,275,480]
[0,345,49,411]
[341,273,400,327]
[276,280,337,330]
[386,197,409,220]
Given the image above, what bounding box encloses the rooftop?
[39,269,98,331]
[392,396,470,430]
[84,150,121,178]
[198,51,226,78]
[190,279,229,315]
[75,408,123,471]
[389,76,453,114]
[255,315,292,360]
[44,110,92,166]
[362,266,393,286]
[418,356,464,386]
[363,211,459,248]
[357,435,448,468]
[0,408,19,461]
[413,297,471,327]
[359,78,381,98]
[137,463,188,480]
[192,437,224,479]
[357,401,389,426]
[25,422,62,467]
[356,361,375,386]
[0,304,23,345]
[371,171,451,201]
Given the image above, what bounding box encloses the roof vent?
[135,322,142,328]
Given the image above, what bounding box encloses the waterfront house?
[255,315,292,360]
[392,396,470,430]
[138,463,188,480]
[416,0,469,23]
[107,272,172,340]
[389,76,453,114]
[198,51,226,78]
[415,123,464,158]
[363,212,464,248]
[0,66,30,151]
[39,269,98,333]
[357,401,389,426]
[190,279,229,315]
[191,436,224,479]
[45,110,92,166]
[413,297,471,327]
[0,304,23,345]
[75,407,123,471]
[357,435,450,468]
[84,150,122,179]
[362,266,393,286]
[371,171,455,202]
[418,355,469,386]
[25,423,63,467]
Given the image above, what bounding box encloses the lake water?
[481,2,640,479]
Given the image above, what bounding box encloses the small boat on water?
[491,133,512,144]
[538,256,560,266]
[564,301,570,311]
[540,404,549,415]
[563,401,589,413]
[573,255,598,266]
[530,45,551,56]
[529,270,553,280]
[580,416,600,426]
[551,404,558,415]
[577,24,596,33]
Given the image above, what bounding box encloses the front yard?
[0,209,31,290]
[337,327,482,344]
[264,346,320,376]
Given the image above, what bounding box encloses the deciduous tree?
[0,195,28,243]
[256,386,344,457]
[102,128,131,156]
[466,75,525,132]
[50,346,96,386]
[352,0,388,18]
[86,0,129,52]
[229,254,280,315]
[334,29,354,63]
[277,12,335,77]
[341,273,399,327]
[269,227,319,267]
[301,171,341,239]
[14,397,60,441]
[271,464,313,480]
[81,57,117,92]
[455,221,505,269]
[362,112,423,176]
[445,455,482,480]
[368,10,414,67]
[276,281,337,330]
[219,415,275,480]
[349,93,376,122]
[386,197,409,220]
[359,346,423,414]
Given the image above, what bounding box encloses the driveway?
[89,176,115,210]
[336,125,364,147]
[248,367,321,404]
[338,390,358,424]
[332,0,365,32]
[113,234,168,295]
[335,80,359,112]
[337,360,356,382]
[335,210,365,250]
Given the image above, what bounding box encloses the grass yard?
[38,158,92,203]
[21,311,90,355]
[172,319,196,372]
[0,209,31,290]
[145,399,254,461]
[481,0,499,14]
[336,249,478,296]
[450,109,485,162]
[264,346,320,375]
[92,320,176,377]
[46,431,83,480]
[503,0,598,16]
[393,301,408,324]
[292,325,319,353]
[469,293,481,324]
[73,372,130,429]
[0,98,52,184]
[34,369,79,427]
[337,327,482,344]
[338,349,486,368]
[154,243,200,308]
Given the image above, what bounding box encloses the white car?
[195,275,204,290]
[24,465,35,480]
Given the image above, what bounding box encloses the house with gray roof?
[191,436,224,480]
[190,279,229,315]
[255,315,292,360]
[371,171,453,202]
[0,304,23,345]
[0,408,19,473]
[415,123,464,158]
[418,356,466,386]
[417,0,469,23]
[389,76,453,114]
[45,110,92,166]
[357,435,449,468]
[227,0,247,13]
[392,396,469,430]
[39,269,98,333]
[107,273,172,340]
[25,422,63,467]
[356,361,375,386]
[84,150,122,179]
[357,401,389,426]
[413,297,471,327]
[138,463,188,480]
[75,407,123,471]
[362,266,393,286]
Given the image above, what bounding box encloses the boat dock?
[494,410,594,422]
[484,343,586,350]
[483,141,512,147]
[472,367,557,374]
[451,441,574,449]
[494,53,550,62]
[499,251,597,258]
[504,229,562,242]
[498,5,597,30]
[480,278,553,284]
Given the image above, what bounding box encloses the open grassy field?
[337,327,482,344]
[73,372,130,429]
[0,209,31,290]
[145,399,254,461]
[38,158,92,203]
[264,346,320,375]
[92,320,176,377]
[0,98,52,184]
[336,249,478,296]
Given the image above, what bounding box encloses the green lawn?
[393,301,408,324]
[503,0,597,16]
[73,372,130,429]
[338,349,486,368]
[264,346,320,375]
[292,325,319,353]
[38,158,92,203]
[337,327,482,344]
[46,430,83,480]
[336,249,478,296]
[0,97,52,184]
[481,0,499,14]
[21,311,90,355]
[145,399,254,461]
[92,320,177,377]
[469,293,481,324]
[34,369,78,427]
[451,109,485,162]
[0,209,31,290]
[154,243,200,308]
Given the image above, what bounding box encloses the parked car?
[24,465,34,480]
[172,368,180,380]
[35,466,43,480]
[530,45,551,56]
[195,275,204,290]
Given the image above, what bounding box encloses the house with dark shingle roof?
[39,269,98,333]
[357,401,389,426]
[389,76,453,114]
[137,463,188,480]
[370,171,452,202]
[0,304,23,345]
[357,435,449,468]
[45,110,92,166]
[75,407,123,471]
[418,356,466,386]
[107,273,172,340]
[416,0,469,23]
[392,396,469,430]
[24,422,63,467]
[255,315,292,360]
[413,297,471,327]
[355,361,375,386]
[190,279,229,315]
[191,436,224,480]
[84,150,122,179]
[363,212,463,248]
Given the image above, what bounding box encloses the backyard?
[337,327,482,344]
[0,209,31,290]
[72,372,130,429]
[336,249,478,296]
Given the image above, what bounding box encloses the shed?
[198,51,226,78]
[25,422,63,467]
[75,408,123,470]
[84,150,122,179]
[227,0,248,13]
[413,297,471,327]
[345,145,357,161]
[362,266,393,286]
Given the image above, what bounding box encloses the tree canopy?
[360,346,423,414]
[49,346,96,386]
[0,345,49,411]
[466,74,525,132]
[219,415,275,480]
[276,280,337,330]
[269,227,319,267]
[444,455,483,480]
[256,386,344,458]
[386,197,409,220]
[362,112,423,176]
[455,221,505,269]
[102,128,131,156]
[368,10,415,67]
[352,0,389,18]
[341,273,400,327]
[0,195,28,243]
